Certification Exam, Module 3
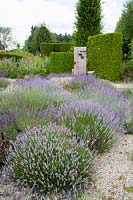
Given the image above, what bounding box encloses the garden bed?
[0,75,132,200]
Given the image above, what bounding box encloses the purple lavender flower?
[0,70,7,77]
[57,100,123,153]
[2,124,94,195]
[0,108,17,141]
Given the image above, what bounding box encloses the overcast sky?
[0,0,126,47]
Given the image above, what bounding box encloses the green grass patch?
[124,186,133,193]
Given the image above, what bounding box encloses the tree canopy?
[24,23,55,54]
[74,0,102,46]
[115,0,133,55]
[0,27,14,50]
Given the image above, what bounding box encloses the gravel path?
[89,133,133,200]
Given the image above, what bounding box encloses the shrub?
[49,52,74,73]
[123,121,133,135]
[122,88,133,98]
[121,61,133,82]
[40,43,72,56]
[129,39,133,65]
[0,108,18,167]
[3,124,94,194]
[57,101,122,153]
[0,70,7,77]
[87,33,123,81]
[64,76,129,121]
[0,108,17,141]
[0,56,48,78]
[127,39,133,81]
[0,52,22,61]
[0,77,74,131]
[0,78,75,166]
[0,78,9,89]
[8,50,33,57]
[64,78,88,93]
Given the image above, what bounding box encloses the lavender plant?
[65,76,130,124]
[0,77,74,131]
[0,58,18,78]
[0,56,48,78]
[0,108,17,140]
[3,124,94,195]
[121,88,133,134]
[0,78,10,89]
[57,101,122,153]
[0,70,7,77]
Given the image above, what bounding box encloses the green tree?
[115,0,133,56]
[24,26,35,54]
[24,23,55,54]
[74,0,102,46]
[0,27,14,49]
[53,33,72,43]
[32,23,54,53]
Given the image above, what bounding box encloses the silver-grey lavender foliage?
[2,124,94,195]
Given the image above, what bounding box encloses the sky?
[0,0,126,47]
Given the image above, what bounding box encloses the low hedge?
[87,33,122,81]
[0,52,23,61]
[50,52,74,73]
[8,50,33,57]
[40,43,72,56]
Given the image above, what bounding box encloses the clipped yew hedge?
[0,52,23,60]
[87,33,122,81]
[40,43,72,56]
[49,52,74,73]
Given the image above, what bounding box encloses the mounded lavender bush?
[0,108,17,140]
[3,124,94,195]
[0,108,17,166]
[0,78,9,89]
[57,101,122,153]
[65,75,130,126]
[0,70,7,77]
[0,77,74,131]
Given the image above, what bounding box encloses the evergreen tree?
[115,0,133,56]
[24,23,55,54]
[74,0,102,46]
[53,33,72,43]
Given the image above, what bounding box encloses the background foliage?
[115,0,133,57]
[0,56,48,78]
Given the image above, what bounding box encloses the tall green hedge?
[87,33,122,81]
[49,52,74,73]
[40,43,72,56]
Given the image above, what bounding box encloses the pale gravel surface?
[89,133,133,200]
